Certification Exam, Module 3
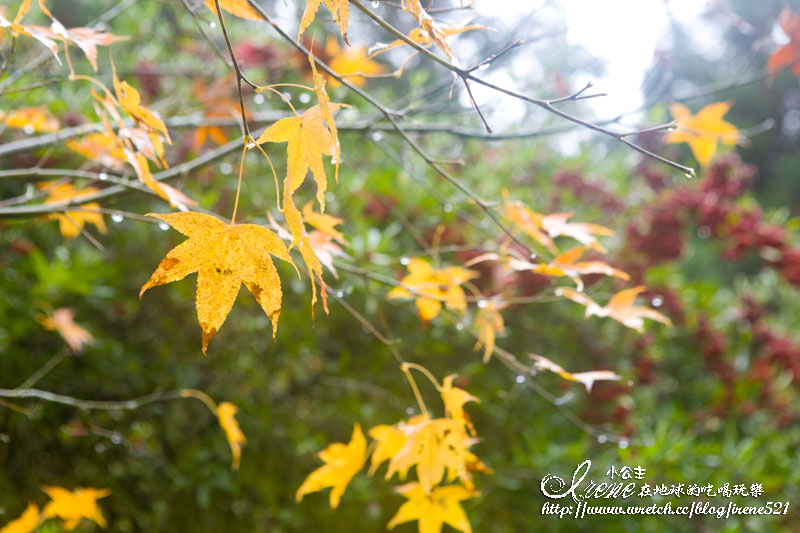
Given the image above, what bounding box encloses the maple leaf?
[60,27,128,71]
[0,1,61,64]
[473,302,505,363]
[112,62,171,142]
[298,0,350,45]
[41,486,110,531]
[441,375,479,436]
[387,482,478,533]
[302,200,347,244]
[530,353,621,393]
[0,503,40,533]
[665,102,738,166]
[325,36,386,88]
[367,414,428,476]
[387,258,479,322]
[40,182,108,240]
[400,0,464,67]
[386,418,480,492]
[204,0,262,21]
[256,102,346,212]
[2,106,59,132]
[67,132,127,169]
[296,423,366,509]
[556,286,672,333]
[767,8,800,77]
[216,401,246,470]
[37,308,93,352]
[140,212,298,354]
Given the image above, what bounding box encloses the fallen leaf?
[41,486,110,531]
[387,482,478,533]
[140,212,298,354]
[665,101,738,166]
[296,423,366,509]
[216,401,246,470]
[37,308,93,352]
[530,353,621,392]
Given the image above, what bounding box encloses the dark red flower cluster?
[552,169,626,212]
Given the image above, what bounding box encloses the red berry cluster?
[551,169,626,212]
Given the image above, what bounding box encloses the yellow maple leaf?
[367,414,428,476]
[386,418,480,492]
[256,102,346,212]
[388,258,478,322]
[387,482,478,533]
[665,101,738,166]
[441,375,478,436]
[0,503,40,533]
[204,0,262,20]
[67,132,127,169]
[296,423,366,509]
[530,353,621,393]
[298,0,350,45]
[473,302,505,363]
[325,36,385,87]
[140,212,298,354]
[41,486,110,531]
[2,106,59,132]
[216,401,246,470]
[112,62,170,142]
[400,0,464,66]
[40,182,107,240]
[302,200,347,244]
[557,285,672,333]
[37,308,93,352]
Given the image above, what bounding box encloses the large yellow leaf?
[0,503,40,533]
[665,101,738,166]
[216,401,246,470]
[296,423,366,509]
[204,0,262,20]
[256,102,346,212]
[41,486,110,531]
[140,212,297,354]
[298,0,350,44]
[387,482,478,533]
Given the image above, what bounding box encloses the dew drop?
[597,434,608,444]
[684,169,696,179]
[246,141,256,149]
[158,222,170,231]
[336,290,344,298]
[478,62,491,71]
[477,299,488,309]
[455,322,464,331]
[209,21,216,29]
[515,375,526,384]
[23,124,35,135]
[111,213,124,223]
[443,203,453,213]
[400,256,410,266]
[299,92,311,104]
[405,407,415,415]
[330,155,338,165]
[111,434,122,445]
[282,91,292,101]
[618,438,629,449]
[253,93,265,105]
[651,296,663,307]
[372,0,380,7]
[98,172,108,181]
[220,162,233,175]
[371,131,384,142]
[529,252,537,260]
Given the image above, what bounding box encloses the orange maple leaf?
[768,8,800,77]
